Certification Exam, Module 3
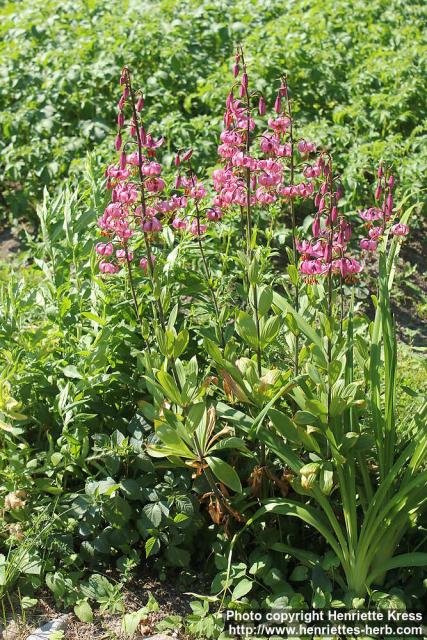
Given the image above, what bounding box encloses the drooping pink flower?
[139,255,156,271]
[360,238,378,251]
[359,207,383,222]
[116,248,134,262]
[145,177,165,193]
[141,162,162,176]
[190,220,207,236]
[99,261,120,274]
[172,217,187,230]
[96,242,114,256]
[142,217,162,233]
[332,257,362,278]
[391,223,409,237]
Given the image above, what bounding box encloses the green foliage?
[0,155,425,627]
[0,0,426,224]
[0,3,426,630]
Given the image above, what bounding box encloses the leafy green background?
[1,0,426,223]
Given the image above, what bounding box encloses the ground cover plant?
[0,13,426,640]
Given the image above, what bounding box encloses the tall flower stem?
[283,80,299,375]
[125,249,153,371]
[240,47,264,474]
[124,68,166,331]
[189,169,225,347]
[324,157,358,551]
[240,48,262,378]
[124,68,184,389]
[326,156,335,428]
[239,205,246,251]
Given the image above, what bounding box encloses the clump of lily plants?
[93,47,425,606]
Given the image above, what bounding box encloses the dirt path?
[0,228,21,261]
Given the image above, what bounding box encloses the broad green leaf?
[260,315,280,346]
[258,286,273,316]
[206,456,242,493]
[231,578,253,601]
[236,311,258,348]
[74,600,93,623]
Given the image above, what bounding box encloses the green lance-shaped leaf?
[186,402,206,435]
[151,422,197,459]
[367,553,427,585]
[259,315,281,346]
[173,328,189,359]
[206,456,242,493]
[204,337,224,364]
[272,292,325,354]
[268,408,320,453]
[257,286,273,317]
[156,370,183,406]
[236,310,258,348]
[240,499,345,567]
